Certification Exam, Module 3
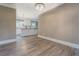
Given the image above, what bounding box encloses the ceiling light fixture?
[35,3,45,11]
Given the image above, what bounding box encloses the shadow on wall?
[0,6,16,41]
[38,3,79,44]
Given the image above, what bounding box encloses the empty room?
[0,3,79,56]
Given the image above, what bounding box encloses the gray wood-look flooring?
[0,36,78,56]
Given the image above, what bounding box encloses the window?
[31,21,38,29]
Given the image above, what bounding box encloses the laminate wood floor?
[0,36,77,56]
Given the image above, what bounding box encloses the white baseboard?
[0,39,16,45]
[38,35,79,49]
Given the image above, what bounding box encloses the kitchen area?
[16,3,38,38]
[16,18,38,37]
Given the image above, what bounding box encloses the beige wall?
[0,6,16,41]
[38,3,79,44]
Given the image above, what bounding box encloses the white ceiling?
[0,3,63,19]
[16,3,63,19]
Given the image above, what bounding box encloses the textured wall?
[38,3,79,44]
[0,6,16,41]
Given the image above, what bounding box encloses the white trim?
[38,35,79,49]
[0,39,16,45]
